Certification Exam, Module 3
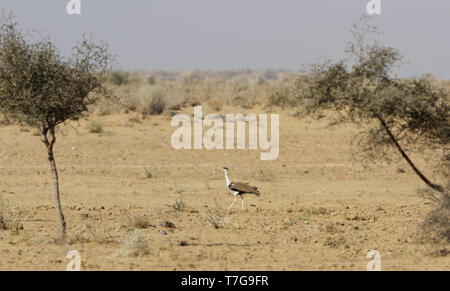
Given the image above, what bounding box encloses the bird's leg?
[240,195,245,210]
[227,196,237,211]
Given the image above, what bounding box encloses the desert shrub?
[144,166,161,178]
[268,90,292,108]
[110,71,130,86]
[323,236,346,248]
[0,195,12,230]
[123,95,141,113]
[127,215,152,229]
[419,185,450,244]
[167,194,187,212]
[147,75,156,85]
[141,90,166,115]
[68,230,91,244]
[297,209,312,221]
[120,229,149,257]
[87,120,104,134]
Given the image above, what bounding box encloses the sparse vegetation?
[120,229,149,257]
[0,195,12,230]
[323,236,346,249]
[144,166,160,179]
[0,15,112,235]
[296,15,449,193]
[0,13,449,271]
[419,185,450,244]
[110,71,130,86]
[141,90,166,116]
[127,215,152,229]
[87,120,104,134]
[167,194,187,212]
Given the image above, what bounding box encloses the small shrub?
[127,216,152,229]
[0,195,12,230]
[297,209,312,221]
[207,215,225,229]
[267,90,291,108]
[85,223,113,244]
[167,194,187,212]
[142,92,166,115]
[120,229,149,257]
[69,230,91,244]
[110,71,130,86]
[147,75,156,85]
[324,236,346,248]
[420,185,450,244]
[87,120,104,134]
[144,167,160,179]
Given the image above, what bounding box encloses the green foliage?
[0,16,112,131]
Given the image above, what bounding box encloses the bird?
[221,167,261,212]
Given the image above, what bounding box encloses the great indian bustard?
[221,167,261,211]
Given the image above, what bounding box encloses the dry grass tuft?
[87,120,104,134]
[120,229,149,257]
[141,91,166,116]
[0,195,13,230]
[167,194,187,212]
[127,215,153,229]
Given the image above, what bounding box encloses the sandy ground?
[0,107,448,270]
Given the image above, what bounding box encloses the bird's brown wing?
[229,182,261,196]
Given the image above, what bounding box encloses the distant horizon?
[110,69,450,82]
[1,1,449,79]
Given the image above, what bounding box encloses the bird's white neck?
[224,171,232,187]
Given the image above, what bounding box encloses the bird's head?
[221,167,229,173]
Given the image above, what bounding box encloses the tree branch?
[373,112,444,192]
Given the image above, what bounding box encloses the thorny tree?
[296,15,449,193]
[0,15,113,236]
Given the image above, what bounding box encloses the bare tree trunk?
[374,113,444,193]
[42,127,66,236]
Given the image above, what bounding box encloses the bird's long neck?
[224,171,232,187]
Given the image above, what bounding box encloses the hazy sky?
[1,0,449,79]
